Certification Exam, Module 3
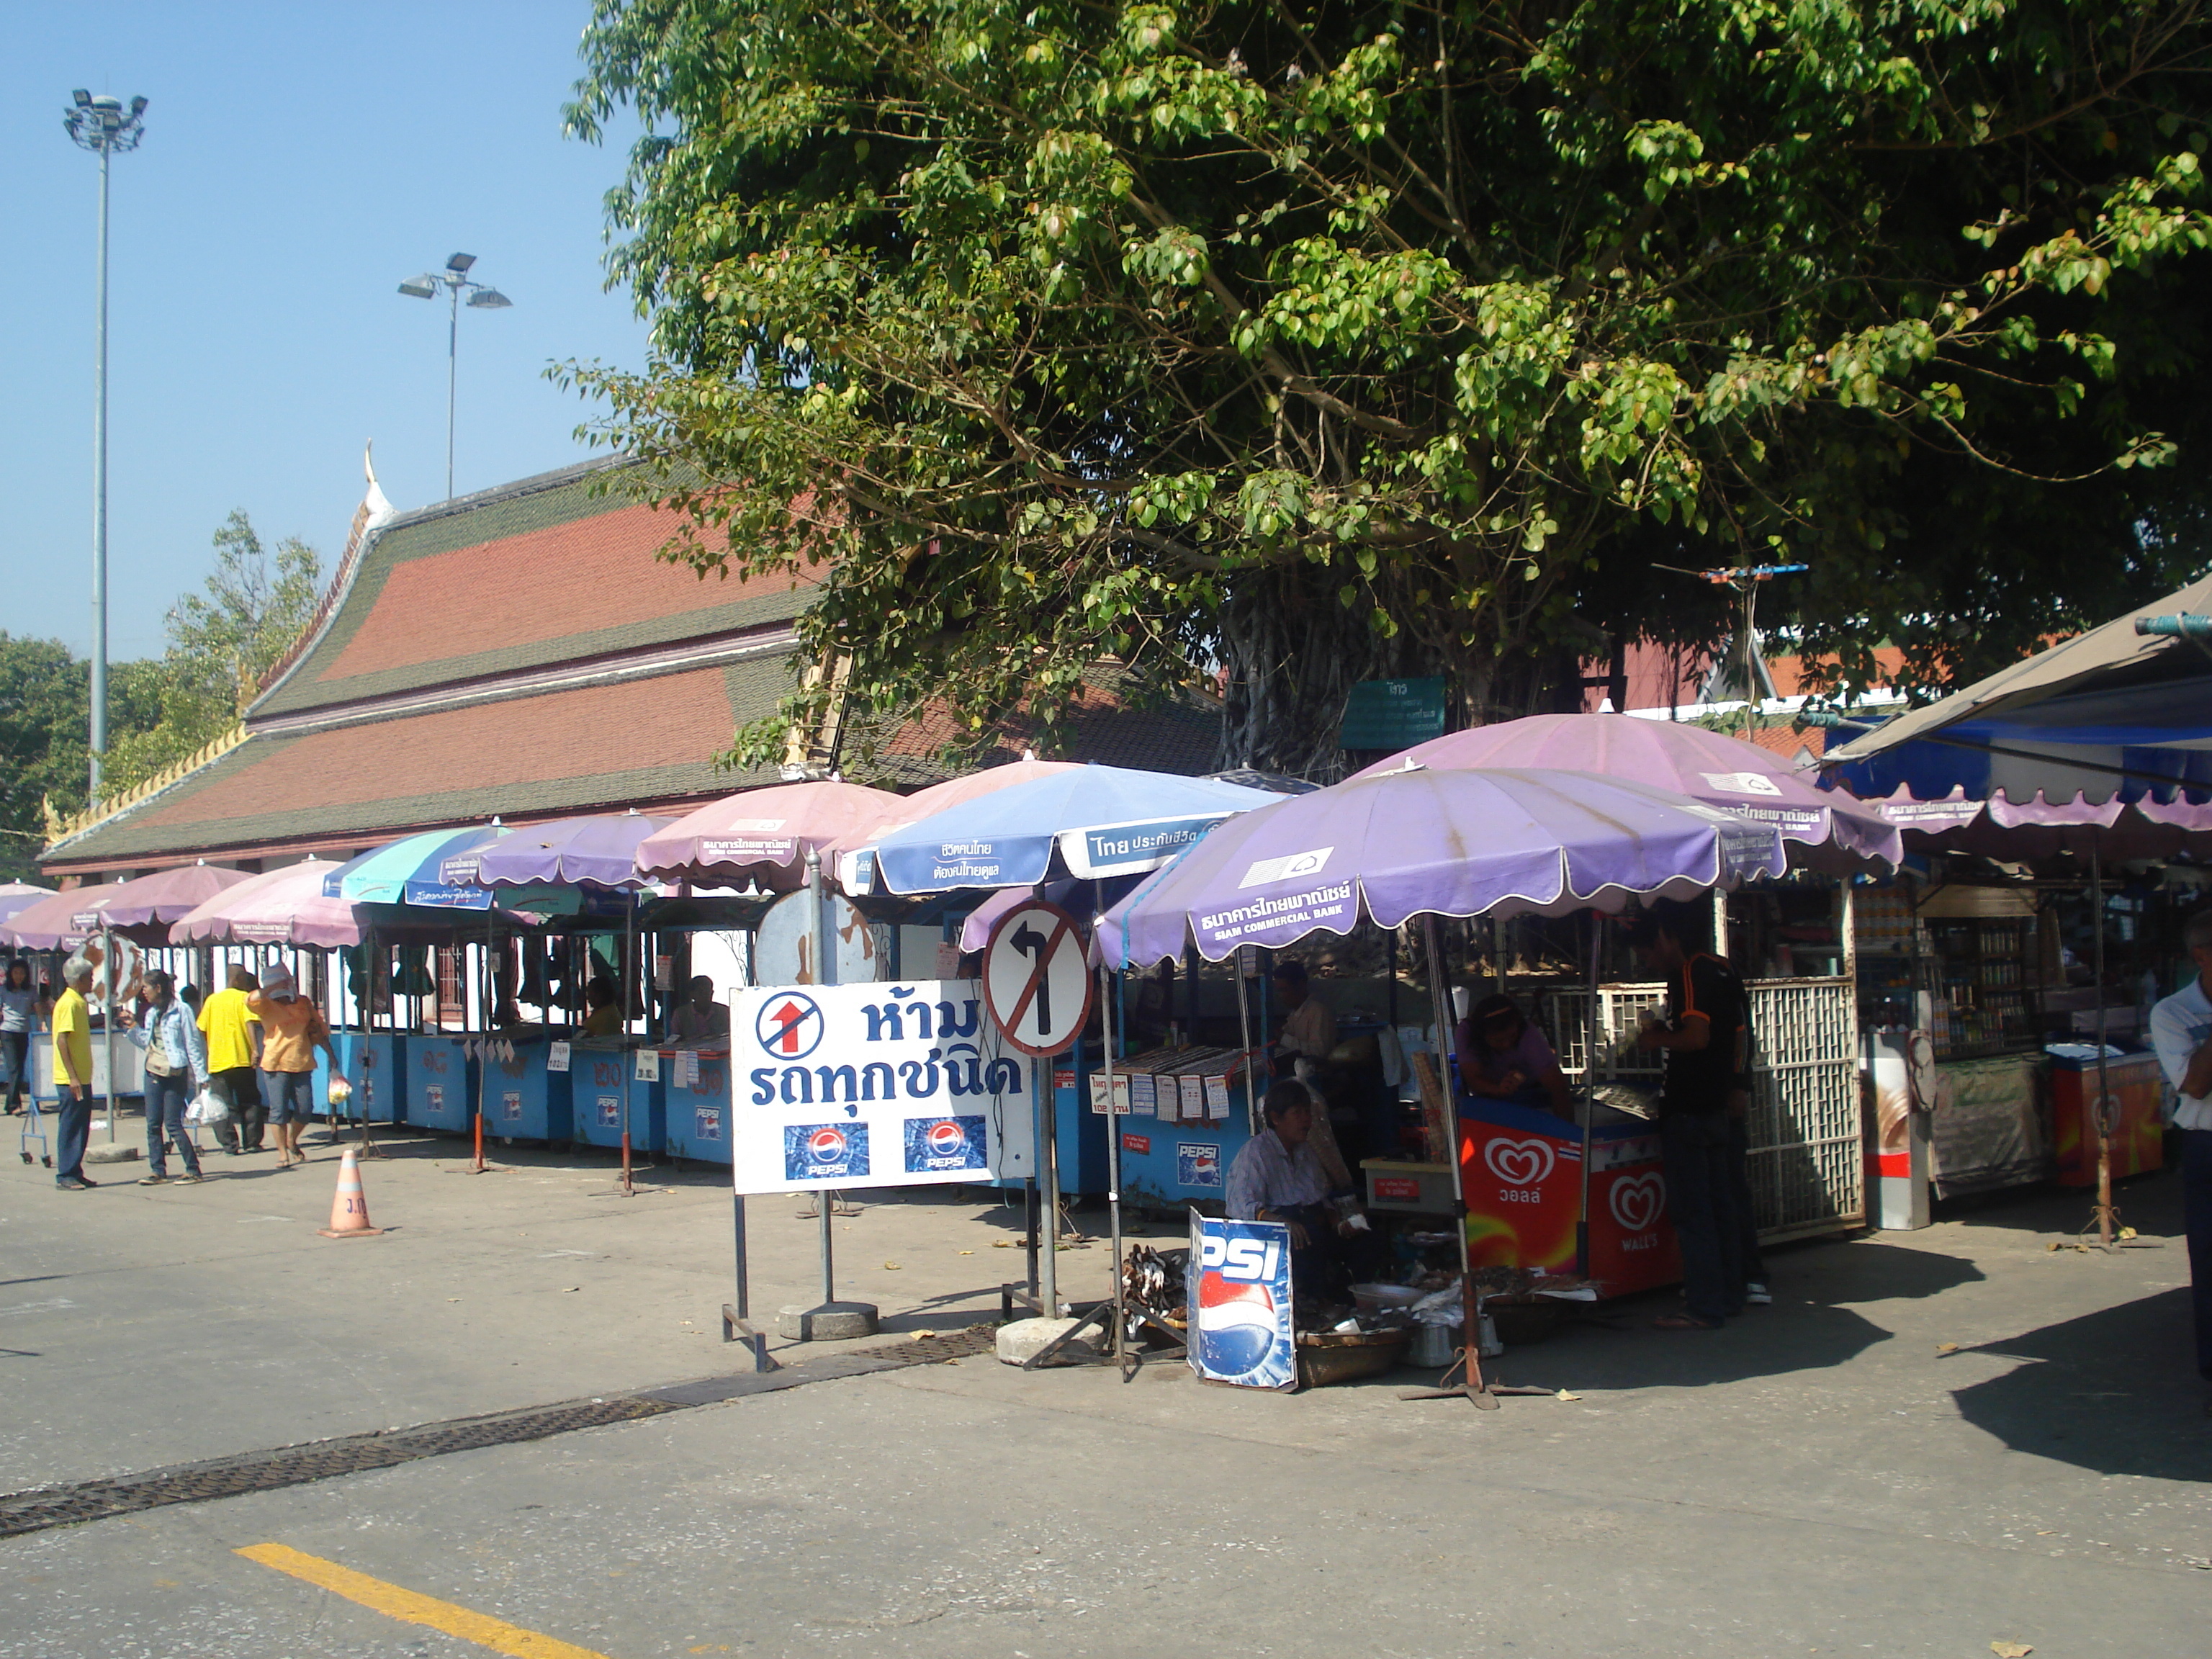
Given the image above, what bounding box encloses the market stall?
[1102,763,1794,1397]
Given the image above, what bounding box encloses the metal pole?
[446,278,459,500]
[1037,1059,1060,1316]
[89,142,111,806]
[1423,913,1492,1403]
[1099,935,1123,1359]
[1577,911,1600,1277]
[102,926,116,1143]
[2090,834,2115,1247]
[1235,944,1259,1135]
[807,848,837,1298]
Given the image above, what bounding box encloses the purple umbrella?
[1352,712,1901,871]
[474,811,676,890]
[1099,765,1788,966]
[0,884,53,932]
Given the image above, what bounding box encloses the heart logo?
[1609,1172,1666,1233]
[1484,1137,1555,1188]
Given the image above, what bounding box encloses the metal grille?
[1543,977,1862,1241]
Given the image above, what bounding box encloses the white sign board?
[728,980,1036,1193]
[982,900,1094,1057]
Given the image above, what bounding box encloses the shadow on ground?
[1951,1287,2212,1480]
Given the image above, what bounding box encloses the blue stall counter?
[331,1033,401,1124]
[400,1035,474,1133]
[659,1049,732,1165]
[476,1040,569,1143]
[569,1044,665,1154]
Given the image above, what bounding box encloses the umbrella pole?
[1100,955,1125,1368]
[1236,943,1259,1136]
[102,926,116,1144]
[1578,909,1600,1279]
[1403,913,1501,1410]
[2089,835,2117,1249]
[622,896,637,1197]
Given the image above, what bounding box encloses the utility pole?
[63,90,148,809]
[397,256,513,500]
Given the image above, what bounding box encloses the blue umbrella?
[328,826,511,910]
[871,763,1281,894]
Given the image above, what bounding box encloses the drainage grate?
[0,1324,999,1539]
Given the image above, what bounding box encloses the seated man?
[1223,1080,1381,1301]
[668,975,731,1048]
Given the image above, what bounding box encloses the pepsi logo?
[806,1126,849,1163]
[1195,1276,1279,1379]
[1484,1137,1556,1189]
[1609,1172,1665,1233]
[924,1120,966,1159]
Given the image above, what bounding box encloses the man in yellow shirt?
[50,956,97,1190]
[197,966,266,1155]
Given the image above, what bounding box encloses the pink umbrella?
[4,863,254,949]
[634,780,910,889]
[1352,711,1901,871]
[170,861,367,948]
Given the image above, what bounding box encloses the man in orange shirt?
[246,963,347,1169]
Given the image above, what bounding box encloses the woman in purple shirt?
[1456,994,1574,1118]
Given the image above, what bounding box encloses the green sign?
[1339,678,1447,750]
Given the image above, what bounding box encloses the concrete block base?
[996,1317,1097,1367]
[84,1143,141,1165]
[776,1301,878,1342]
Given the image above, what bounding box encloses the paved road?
[1,1125,2205,1656]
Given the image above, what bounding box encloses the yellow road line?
[236,1542,613,1658]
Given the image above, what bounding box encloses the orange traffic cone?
[317,1148,384,1238]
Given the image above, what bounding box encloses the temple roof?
[251,460,814,721]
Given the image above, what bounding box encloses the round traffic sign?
[982,899,1095,1057]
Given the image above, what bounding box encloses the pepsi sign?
[1187,1212,1297,1390]
[902,1115,989,1173]
[784,1121,871,1181]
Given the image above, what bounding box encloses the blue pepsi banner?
[729,981,1037,1193]
[1188,1211,1298,1391]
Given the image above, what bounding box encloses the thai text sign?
[729,981,1033,1193]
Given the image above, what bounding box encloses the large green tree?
[104,510,323,796]
[568,0,2212,774]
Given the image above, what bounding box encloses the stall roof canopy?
[251,459,819,721]
[1825,569,2212,801]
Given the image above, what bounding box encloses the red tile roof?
[318,503,811,684]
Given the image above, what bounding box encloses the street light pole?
[397,255,512,500]
[63,90,148,810]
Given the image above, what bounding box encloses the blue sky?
[0,1,652,660]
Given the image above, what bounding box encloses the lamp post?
[63,89,148,810]
[397,254,512,500]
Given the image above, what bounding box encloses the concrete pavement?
[1,1120,2206,1656]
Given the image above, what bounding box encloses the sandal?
[1652,1312,1721,1331]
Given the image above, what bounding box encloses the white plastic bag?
[186,1087,230,1127]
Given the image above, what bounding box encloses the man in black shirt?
[1632,899,1750,1329]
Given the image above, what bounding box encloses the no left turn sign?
[982,899,1095,1057]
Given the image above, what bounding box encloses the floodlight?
[72,89,90,107]
[466,287,511,309]
[446,252,476,274]
[397,275,438,298]
[129,96,148,117]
